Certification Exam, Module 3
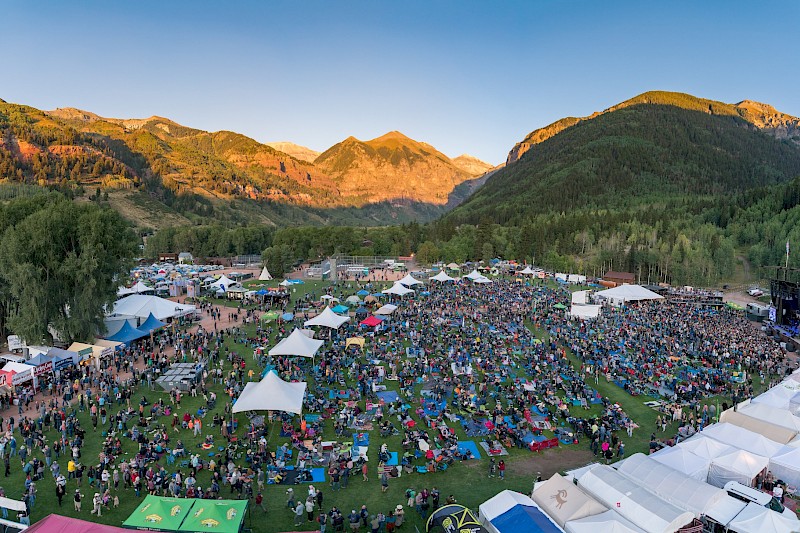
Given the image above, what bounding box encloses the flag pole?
[787,240,791,271]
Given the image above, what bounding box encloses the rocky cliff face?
[314,131,479,205]
[735,100,800,145]
[265,142,321,163]
[451,154,493,176]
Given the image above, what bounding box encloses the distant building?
[158,253,178,262]
[178,252,193,265]
[603,271,636,286]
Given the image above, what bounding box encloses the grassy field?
[6,279,777,532]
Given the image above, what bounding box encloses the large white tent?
[374,304,398,315]
[768,445,800,489]
[463,269,483,280]
[739,402,800,432]
[701,422,783,458]
[473,276,493,284]
[676,435,735,460]
[479,490,564,533]
[382,283,414,296]
[752,383,800,412]
[531,473,606,527]
[232,372,306,415]
[518,266,536,276]
[398,273,423,286]
[258,267,272,281]
[268,329,324,358]
[303,307,350,329]
[209,275,235,291]
[570,305,601,320]
[707,449,769,488]
[572,291,589,305]
[719,409,797,444]
[577,465,694,533]
[726,502,799,532]
[595,285,664,305]
[111,294,196,321]
[430,271,457,282]
[615,453,724,517]
[650,446,711,481]
[565,510,645,533]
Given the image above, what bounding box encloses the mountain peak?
[371,130,412,142]
[265,141,320,163]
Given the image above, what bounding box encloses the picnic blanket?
[352,433,369,447]
[348,413,375,431]
[377,390,400,403]
[457,440,481,460]
[282,467,326,484]
[350,445,369,462]
[463,418,491,437]
[520,432,546,445]
[382,451,399,466]
[329,390,351,400]
[479,441,509,456]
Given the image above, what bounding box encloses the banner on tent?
[12,369,33,386]
[34,361,53,376]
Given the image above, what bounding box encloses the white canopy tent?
[676,435,736,460]
[702,496,747,530]
[518,266,536,276]
[111,294,196,321]
[479,490,565,533]
[374,304,398,315]
[382,283,414,296]
[531,473,606,527]
[268,329,324,358]
[707,449,769,488]
[473,276,493,284]
[570,305,601,320]
[726,502,799,532]
[572,291,589,305]
[258,267,272,281]
[739,402,800,432]
[768,445,800,489]
[650,446,711,481]
[117,281,154,297]
[719,409,798,444]
[615,453,724,517]
[565,510,645,533]
[398,274,423,286]
[232,372,306,415]
[304,307,350,329]
[595,285,664,306]
[701,422,783,458]
[567,274,587,284]
[279,279,293,287]
[752,383,800,413]
[209,275,235,291]
[463,269,483,280]
[577,465,694,533]
[430,271,457,282]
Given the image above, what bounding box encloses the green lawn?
[8,279,778,532]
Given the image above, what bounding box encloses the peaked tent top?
[268,329,324,358]
[382,282,414,296]
[304,306,350,329]
[463,269,483,280]
[430,271,457,282]
[107,321,149,344]
[595,284,664,303]
[258,266,272,281]
[232,371,306,414]
[139,313,166,332]
[398,273,424,286]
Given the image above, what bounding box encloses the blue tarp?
[107,321,149,344]
[491,505,563,533]
[282,312,294,321]
[139,313,166,332]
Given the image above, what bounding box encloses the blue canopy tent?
[355,306,369,317]
[107,321,149,345]
[48,348,79,370]
[139,313,166,333]
[331,305,350,314]
[27,353,56,367]
[356,289,370,296]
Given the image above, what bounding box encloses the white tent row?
[708,449,769,488]
[615,454,725,517]
[701,422,784,458]
[110,294,196,321]
[303,307,350,329]
[232,371,306,415]
[382,282,415,296]
[719,409,798,444]
[208,275,236,290]
[769,445,800,489]
[569,305,601,320]
[567,274,586,284]
[577,465,695,533]
[565,510,645,533]
[752,380,800,413]
[676,434,735,460]
[739,401,800,432]
[117,281,154,296]
[650,445,711,481]
[268,329,324,358]
[727,502,799,533]
[430,271,457,282]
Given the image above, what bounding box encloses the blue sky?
[2,0,798,164]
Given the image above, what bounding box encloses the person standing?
[255,492,266,513]
[293,501,304,526]
[488,458,496,478]
[361,462,368,482]
[380,470,389,493]
[73,490,82,512]
[55,483,65,507]
[90,492,102,516]
[318,511,328,533]
[498,460,506,480]
[305,496,315,521]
